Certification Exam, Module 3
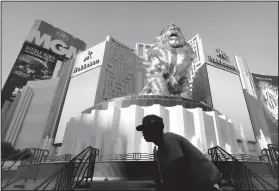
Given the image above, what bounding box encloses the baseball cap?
[136,115,164,131]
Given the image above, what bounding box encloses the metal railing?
[45,154,75,162]
[204,153,267,163]
[47,152,267,163]
[33,146,99,190]
[97,153,154,162]
[261,144,278,180]
[1,148,49,189]
[208,146,278,191]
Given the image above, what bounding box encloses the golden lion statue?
[139,24,196,97]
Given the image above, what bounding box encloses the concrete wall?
[55,36,140,145]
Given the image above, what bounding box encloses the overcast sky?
[1,2,278,87]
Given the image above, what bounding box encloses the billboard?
[252,73,278,141]
[2,20,86,106]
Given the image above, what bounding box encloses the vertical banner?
[252,73,278,143]
[1,20,86,106]
[235,55,258,98]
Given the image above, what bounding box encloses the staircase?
[1,148,49,190]
[2,145,278,190]
[32,146,99,190]
[208,146,278,191]
[76,180,156,190]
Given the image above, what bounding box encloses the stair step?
[77,180,156,190]
[14,184,25,188]
[76,188,155,191]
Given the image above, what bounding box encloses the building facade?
[2,58,75,151]
[235,55,278,146]
[54,36,139,145]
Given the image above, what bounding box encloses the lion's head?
[155,23,186,49]
[146,23,195,63]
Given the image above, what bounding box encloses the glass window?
[122,100,130,108]
[125,96,131,100]
[146,98,154,106]
[137,99,146,106]
[131,95,137,100]
[130,99,137,105]
[97,104,102,110]
[150,95,157,99]
[162,96,169,100]
[161,99,170,107]
[115,100,122,108]
[153,99,161,105]
[138,95,145,99]
[119,97,125,101]
[176,100,183,106]
[183,101,189,108]
[188,102,195,109]
[101,102,108,110]
[169,100,177,107]
[169,96,176,100]
[138,44,143,57]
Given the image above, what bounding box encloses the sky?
[1,1,278,87]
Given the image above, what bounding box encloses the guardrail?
[208,146,277,191]
[45,154,75,162]
[97,153,154,162]
[46,152,268,163]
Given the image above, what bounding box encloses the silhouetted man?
[136,114,221,191]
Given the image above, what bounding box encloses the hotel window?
[138,44,143,57]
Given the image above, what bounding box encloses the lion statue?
[139,23,196,98]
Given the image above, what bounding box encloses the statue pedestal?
[59,95,240,156]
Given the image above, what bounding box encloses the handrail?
[33,146,99,190]
[208,146,278,191]
[1,148,49,189]
[261,144,278,180]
